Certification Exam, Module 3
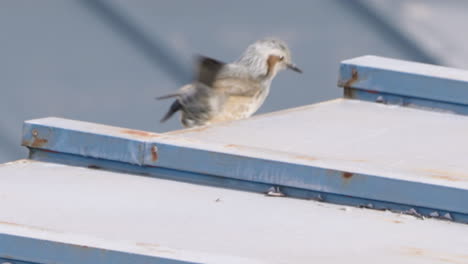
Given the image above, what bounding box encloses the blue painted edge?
[338,55,468,110]
[2,149,466,263]
[19,116,468,219]
[22,120,147,166]
[20,118,468,216]
[30,149,468,224]
[347,89,468,116]
[0,233,195,264]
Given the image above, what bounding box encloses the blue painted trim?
[20,117,468,220]
[22,119,147,165]
[339,55,468,112]
[347,89,468,116]
[29,148,468,224]
[0,233,194,264]
[0,257,40,264]
[2,148,467,263]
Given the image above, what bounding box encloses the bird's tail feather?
[155,93,180,100]
[160,100,182,123]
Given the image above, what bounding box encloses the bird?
[157,38,302,128]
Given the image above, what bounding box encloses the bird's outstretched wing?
[156,55,225,100]
[196,55,225,87]
[157,55,226,123]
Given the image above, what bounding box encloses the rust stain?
[341,69,358,88]
[0,220,57,233]
[343,87,355,98]
[136,242,160,247]
[405,247,424,256]
[294,155,318,161]
[420,169,468,182]
[349,159,367,162]
[121,129,160,138]
[431,175,461,182]
[343,68,359,88]
[364,89,379,94]
[167,125,211,135]
[223,144,318,162]
[136,242,174,254]
[22,129,48,148]
[402,247,468,264]
[342,172,353,179]
[151,145,158,162]
[23,129,49,148]
[0,159,35,167]
[31,137,48,148]
[340,68,359,98]
[73,244,90,249]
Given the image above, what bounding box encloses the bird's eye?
[279,56,284,61]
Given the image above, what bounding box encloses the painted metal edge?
[30,149,468,224]
[20,117,468,218]
[0,233,194,264]
[21,117,162,166]
[338,55,468,106]
[346,89,468,116]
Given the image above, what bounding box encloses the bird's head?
[237,38,302,79]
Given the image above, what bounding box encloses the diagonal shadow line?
[79,0,192,85]
[338,0,442,65]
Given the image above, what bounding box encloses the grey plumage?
[158,38,301,128]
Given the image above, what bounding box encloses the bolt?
[32,129,38,136]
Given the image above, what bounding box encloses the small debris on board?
[340,207,352,212]
[404,208,425,220]
[442,212,453,220]
[429,211,439,217]
[266,186,285,197]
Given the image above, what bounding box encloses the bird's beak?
[287,63,302,73]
